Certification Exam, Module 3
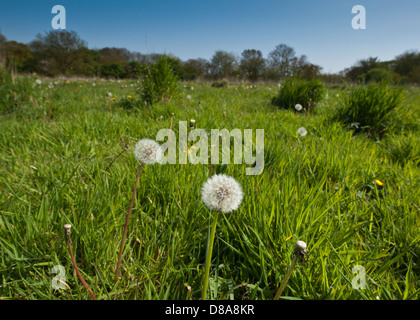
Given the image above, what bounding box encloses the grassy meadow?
[0,74,419,300]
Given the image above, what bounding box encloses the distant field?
[0,76,419,300]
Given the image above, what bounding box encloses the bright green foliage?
[0,77,419,300]
[139,55,180,105]
[272,77,325,111]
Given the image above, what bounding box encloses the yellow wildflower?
[375,179,384,186]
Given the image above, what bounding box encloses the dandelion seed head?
[36,79,42,85]
[295,104,303,111]
[133,139,163,165]
[298,127,307,137]
[201,174,243,213]
[187,95,192,100]
[295,240,307,251]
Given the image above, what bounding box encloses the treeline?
[0,29,419,83]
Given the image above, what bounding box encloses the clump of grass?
[382,132,420,166]
[335,82,405,138]
[271,77,325,112]
[0,68,37,115]
[211,80,228,88]
[138,55,180,106]
[118,96,139,110]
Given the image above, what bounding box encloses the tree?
[0,29,6,66]
[240,49,265,81]
[126,60,146,78]
[393,50,420,82]
[182,58,209,80]
[29,30,87,75]
[344,57,379,81]
[209,50,238,79]
[3,41,33,71]
[98,47,133,64]
[268,44,296,78]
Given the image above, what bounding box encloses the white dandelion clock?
[295,104,302,111]
[36,79,42,85]
[200,174,243,300]
[186,95,192,100]
[133,139,163,164]
[201,174,243,213]
[297,127,307,137]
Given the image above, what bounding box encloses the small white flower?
[133,139,163,165]
[295,104,302,111]
[298,127,307,137]
[187,95,192,100]
[107,92,112,97]
[201,174,243,213]
[36,79,42,85]
[48,83,54,89]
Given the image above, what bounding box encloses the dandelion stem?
[201,210,220,300]
[64,225,97,300]
[115,162,144,283]
[48,87,52,122]
[273,254,298,300]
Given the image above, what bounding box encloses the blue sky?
[0,0,419,73]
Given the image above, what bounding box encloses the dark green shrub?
[335,82,405,138]
[138,55,179,105]
[117,96,139,110]
[271,77,325,111]
[100,62,127,79]
[363,68,394,83]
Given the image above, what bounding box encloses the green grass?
[0,75,419,300]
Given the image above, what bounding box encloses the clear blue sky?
[1,0,419,73]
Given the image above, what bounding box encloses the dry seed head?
[133,139,163,165]
[64,224,72,240]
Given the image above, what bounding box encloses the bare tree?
[268,44,296,78]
